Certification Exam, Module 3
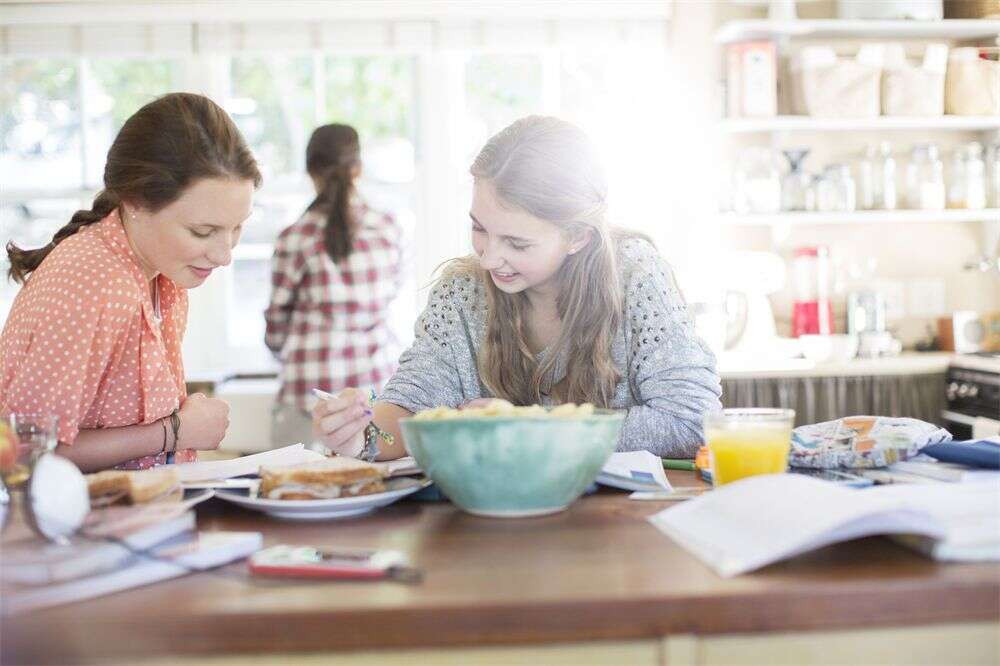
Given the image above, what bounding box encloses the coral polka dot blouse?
[0,211,197,469]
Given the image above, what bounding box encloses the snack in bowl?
[400,401,623,518]
[86,468,182,507]
[414,399,595,420]
[258,457,387,500]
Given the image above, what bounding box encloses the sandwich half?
[258,457,387,500]
[87,468,183,507]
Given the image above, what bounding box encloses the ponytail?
[7,190,120,284]
[310,164,356,263]
[304,123,361,265]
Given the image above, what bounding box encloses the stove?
[943,352,1000,439]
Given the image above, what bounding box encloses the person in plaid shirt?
[265,124,403,448]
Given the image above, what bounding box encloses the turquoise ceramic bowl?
[399,411,624,517]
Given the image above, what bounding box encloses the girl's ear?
[567,227,593,255]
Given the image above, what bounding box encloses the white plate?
[213,478,432,521]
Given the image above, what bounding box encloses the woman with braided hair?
[265,124,403,448]
[0,92,261,472]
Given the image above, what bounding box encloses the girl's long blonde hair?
[457,115,633,408]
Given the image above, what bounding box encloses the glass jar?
[948,142,987,210]
[816,164,856,212]
[733,148,782,214]
[988,142,1000,209]
[781,148,813,212]
[906,143,945,210]
[858,142,896,210]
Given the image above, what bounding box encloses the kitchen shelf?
[718,209,1000,226]
[715,19,1000,44]
[721,115,1000,133]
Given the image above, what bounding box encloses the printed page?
[648,474,945,577]
[598,451,673,491]
[868,482,1000,551]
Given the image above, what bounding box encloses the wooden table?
[4,471,999,665]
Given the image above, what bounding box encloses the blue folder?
[922,440,1000,470]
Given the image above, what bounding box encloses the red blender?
[792,246,833,337]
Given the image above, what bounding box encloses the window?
[1,17,671,380]
[85,58,182,186]
[1,59,82,190]
[464,53,544,160]
[230,55,316,188]
[0,198,83,321]
[223,54,419,373]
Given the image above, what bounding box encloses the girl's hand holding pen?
[311,388,372,458]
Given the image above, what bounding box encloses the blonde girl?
[312,115,721,460]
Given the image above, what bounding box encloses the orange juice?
[704,409,795,486]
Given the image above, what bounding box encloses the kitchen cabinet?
[720,352,951,426]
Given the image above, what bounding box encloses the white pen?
[312,387,375,407]
[311,388,335,401]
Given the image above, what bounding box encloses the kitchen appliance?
[847,289,887,336]
[791,246,833,337]
[937,311,1000,353]
[722,251,786,353]
[943,352,1000,440]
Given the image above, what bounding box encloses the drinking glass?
[0,413,58,489]
[704,409,795,486]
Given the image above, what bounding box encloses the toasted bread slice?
[265,478,386,500]
[258,457,387,500]
[87,468,181,506]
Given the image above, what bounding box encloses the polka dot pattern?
[0,212,195,469]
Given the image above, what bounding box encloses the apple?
[0,421,19,472]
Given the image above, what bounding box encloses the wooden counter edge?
[6,575,998,663]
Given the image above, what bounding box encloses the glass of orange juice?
[704,409,795,486]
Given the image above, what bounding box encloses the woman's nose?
[478,246,503,271]
[207,236,233,267]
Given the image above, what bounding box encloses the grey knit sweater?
[380,237,722,457]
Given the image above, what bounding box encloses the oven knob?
[957,384,970,398]
[967,385,979,399]
[947,382,960,400]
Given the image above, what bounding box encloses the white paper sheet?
[177,444,325,483]
[597,451,673,492]
[648,474,953,577]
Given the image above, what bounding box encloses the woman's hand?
[177,393,230,451]
[312,388,371,458]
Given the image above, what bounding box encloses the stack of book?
[1,497,261,614]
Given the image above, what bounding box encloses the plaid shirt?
[265,202,403,410]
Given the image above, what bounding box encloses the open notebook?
[649,474,1000,577]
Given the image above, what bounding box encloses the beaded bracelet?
[168,410,181,452]
[159,418,169,455]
